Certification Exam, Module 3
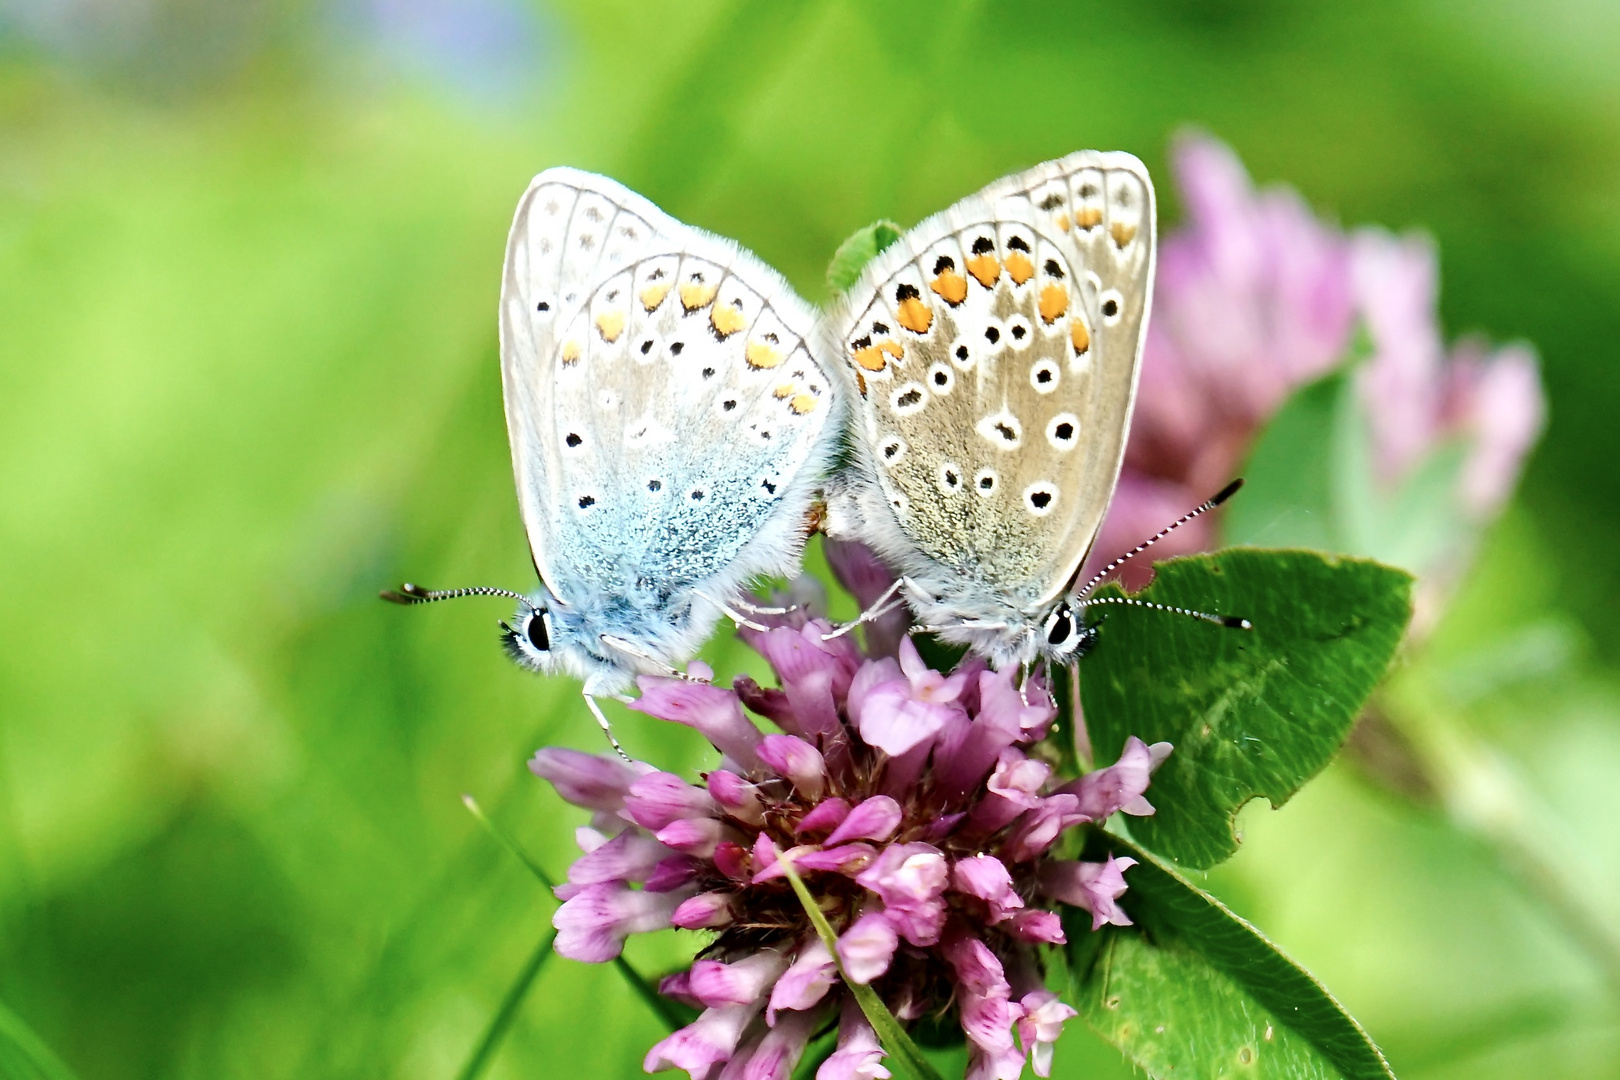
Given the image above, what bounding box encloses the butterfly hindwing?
[825,151,1155,618]
[500,169,836,619]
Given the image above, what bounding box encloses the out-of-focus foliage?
[1,1,1618,1078]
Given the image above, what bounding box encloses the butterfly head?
[500,602,560,673]
[1039,600,1099,662]
[381,581,582,676]
[499,596,645,694]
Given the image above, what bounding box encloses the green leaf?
[1224,368,1472,576]
[1223,373,1342,553]
[826,220,903,294]
[1070,833,1396,1080]
[0,999,80,1080]
[779,856,945,1080]
[1081,549,1412,868]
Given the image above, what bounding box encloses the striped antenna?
[1076,594,1251,630]
[380,582,537,612]
[1073,478,1244,600]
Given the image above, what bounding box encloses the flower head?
[1350,228,1545,522]
[534,615,1170,1079]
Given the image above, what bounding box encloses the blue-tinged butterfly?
[385,169,843,753]
[820,151,1247,669]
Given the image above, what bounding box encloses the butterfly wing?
[499,169,837,623]
[823,151,1155,616]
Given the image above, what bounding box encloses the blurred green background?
[3,1,1619,1077]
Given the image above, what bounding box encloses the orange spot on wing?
[790,394,817,414]
[746,341,783,369]
[897,296,933,334]
[594,310,625,343]
[965,254,1000,288]
[679,282,717,311]
[774,383,796,399]
[1070,320,1090,356]
[710,302,746,338]
[1074,207,1103,229]
[1038,283,1069,324]
[1110,222,1137,248]
[639,283,670,311]
[1005,251,1034,285]
[1054,213,1071,232]
[855,370,868,397]
[854,346,888,372]
[930,269,968,305]
[560,340,581,365]
[853,338,903,372]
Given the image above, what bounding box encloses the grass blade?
[454,930,556,1080]
[461,794,687,1032]
[778,855,944,1080]
[0,998,81,1080]
[462,794,557,889]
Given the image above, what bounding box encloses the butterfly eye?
[526,611,552,653]
[1045,607,1074,647]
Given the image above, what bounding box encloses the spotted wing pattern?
[499,169,835,608]
[827,151,1154,614]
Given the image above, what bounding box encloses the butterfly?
[385,169,843,752]
[820,150,1245,670]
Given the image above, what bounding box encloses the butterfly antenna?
[1077,594,1251,630]
[380,583,538,613]
[1073,478,1244,600]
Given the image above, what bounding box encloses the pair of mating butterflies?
[387,150,1245,750]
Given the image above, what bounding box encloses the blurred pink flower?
[1090,132,1543,590]
[1095,131,1355,586]
[1351,228,1545,518]
[532,616,1170,1079]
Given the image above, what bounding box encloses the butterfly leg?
[598,634,712,682]
[582,692,631,762]
[821,577,914,641]
[917,618,1009,632]
[1017,662,1031,706]
[729,596,801,617]
[694,589,775,633]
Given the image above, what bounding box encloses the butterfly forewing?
[500,169,834,608]
[501,171,665,595]
[829,151,1155,616]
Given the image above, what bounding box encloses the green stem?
[454,930,556,1080]
[1360,710,1620,996]
[778,855,944,1080]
